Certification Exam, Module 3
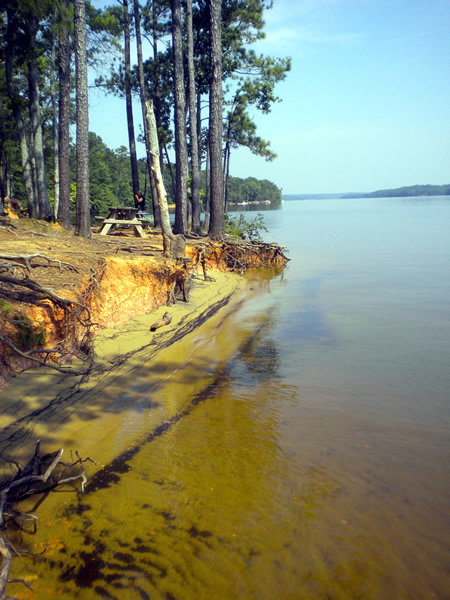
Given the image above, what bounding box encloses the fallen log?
[150,311,172,331]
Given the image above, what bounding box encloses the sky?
[89,0,450,195]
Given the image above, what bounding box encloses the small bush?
[11,314,46,350]
[0,299,13,315]
[225,213,268,240]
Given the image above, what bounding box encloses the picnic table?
[97,206,147,238]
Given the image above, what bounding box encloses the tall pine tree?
[74,0,91,238]
[208,0,225,240]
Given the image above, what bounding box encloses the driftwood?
[0,442,93,599]
[150,311,172,331]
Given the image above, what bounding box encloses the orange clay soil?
[0,215,288,387]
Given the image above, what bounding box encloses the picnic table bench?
[97,206,147,238]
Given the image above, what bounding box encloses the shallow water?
[4,197,450,599]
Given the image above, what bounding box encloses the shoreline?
[3,265,282,598]
[0,269,252,465]
[0,219,288,388]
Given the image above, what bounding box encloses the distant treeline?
[66,133,281,214]
[343,184,450,199]
[223,176,282,205]
[284,185,450,201]
[7,131,282,215]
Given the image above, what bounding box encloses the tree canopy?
[0,0,290,239]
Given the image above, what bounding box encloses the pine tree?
[74,0,91,238]
[57,0,72,229]
[171,0,188,235]
[208,0,225,240]
[186,0,202,234]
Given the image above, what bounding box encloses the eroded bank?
[0,220,288,388]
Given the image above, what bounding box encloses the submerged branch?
[0,442,93,598]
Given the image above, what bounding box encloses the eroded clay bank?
[0,233,288,388]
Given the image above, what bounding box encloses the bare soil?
[0,216,167,294]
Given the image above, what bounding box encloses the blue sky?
[90,0,450,194]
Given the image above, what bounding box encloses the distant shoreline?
[283,184,450,200]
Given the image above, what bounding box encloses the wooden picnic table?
[97,206,147,238]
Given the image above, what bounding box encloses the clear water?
[5,197,450,599]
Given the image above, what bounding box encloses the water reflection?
[10,374,341,600]
[234,316,280,379]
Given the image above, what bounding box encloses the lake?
[6,196,450,599]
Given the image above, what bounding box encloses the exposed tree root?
[167,266,191,305]
[0,442,94,599]
[0,335,89,376]
[0,254,79,275]
[194,238,289,275]
[20,231,50,238]
[0,228,16,237]
[192,244,216,282]
[0,276,88,319]
[0,272,96,377]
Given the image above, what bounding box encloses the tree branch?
[0,335,89,376]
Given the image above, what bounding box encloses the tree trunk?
[171,0,188,235]
[144,100,175,255]
[0,152,6,212]
[74,0,91,238]
[186,0,202,234]
[28,20,52,221]
[58,1,71,229]
[133,0,161,228]
[208,0,225,240]
[203,136,210,231]
[50,10,59,221]
[5,15,36,216]
[224,142,231,212]
[30,152,38,210]
[197,92,202,167]
[223,114,232,211]
[164,143,176,202]
[123,0,140,198]
[151,0,164,179]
